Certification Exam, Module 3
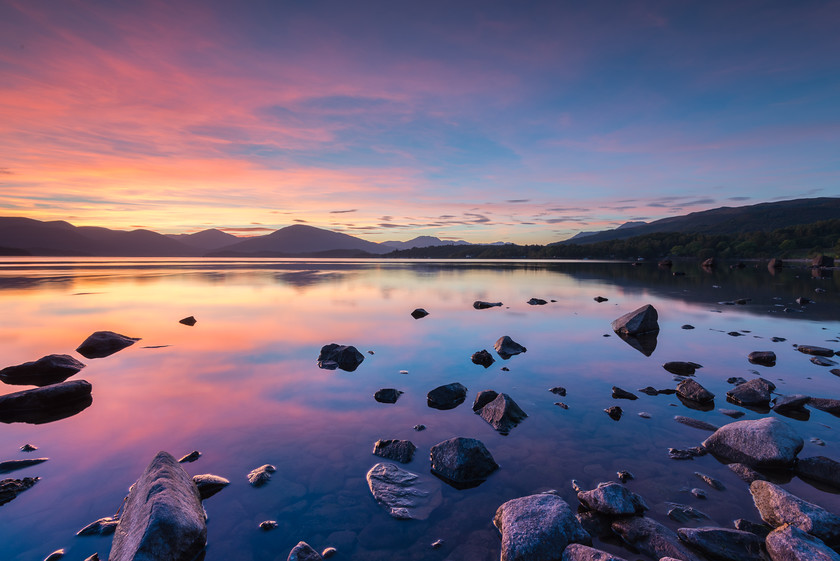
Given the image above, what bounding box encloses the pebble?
[259,520,278,531]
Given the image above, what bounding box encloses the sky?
[0,0,838,244]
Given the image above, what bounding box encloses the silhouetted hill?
[211,224,390,255]
[381,236,471,250]
[168,229,241,251]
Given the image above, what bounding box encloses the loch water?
[0,258,839,561]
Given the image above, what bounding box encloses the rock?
[430,437,498,488]
[751,480,840,544]
[702,257,716,268]
[676,526,765,561]
[247,464,276,487]
[478,393,527,434]
[373,439,416,464]
[0,354,86,386]
[720,409,745,419]
[728,331,745,337]
[676,379,715,403]
[797,345,836,357]
[494,336,526,359]
[703,417,803,468]
[691,488,706,499]
[611,304,659,336]
[288,541,323,561]
[674,416,719,432]
[410,308,429,319]
[0,476,39,506]
[638,411,650,418]
[0,458,49,473]
[616,470,633,483]
[812,357,838,366]
[0,379,93,424]
[695,471,725,491]
[577,481,648,516]
[668,447,706,460]
[611,387,637,400]
[604,406,622,421]
[561,543,628,560]
[471,350,495,368]
[772,395,810,414]
[20,443,37,452]
[795,456,840,488]
[663,361,702,375]
[494,492,591,561]
[76,516,119,536]
[734,518,772,538]
[76,331,139,359]
[796,297,812,305]
[178,451,201,463]
[178,316,197,326]
[109,451,206,561]
[728,376,748,385]
[321,547,336,558]
[527,298,547,305]
[474,391,498,410]
[666,503,709,522]
[430,539,443,549]
[682,324,695,329]
[812,255,835,268]
[638,386,659,396]
[769,258,784,269]
[259,520,278,531]
[748,351,777,367]
[43,550,65,561]
[765,523,840,561]
[550,386,567,396]
[473,301,502,309]
[611,516,704,561]
[427,382,467,410]
[808,398,840,414]
[729,463,767,484]
[556,402,569,409]
[366,462,441,520]
[84,555,100,561]
[726,378,775,406]
[593,296,608,303]
[192,474,230,500]
[413,424,426,431]
[316,344,364,372]
[832,369,840,377]
[374,388,403,404]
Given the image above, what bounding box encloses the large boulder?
[477,393,527,434]
[366,462,441,520]
[427,383,467,410]
[429,437,498,489]
[726,378,776,407]
[703,417,803,468]
[0,355,85,386]
[765,524,840,561]
[576,482,648,516]
[495,336,527,359]
[611,304,659,336]
[109,451,206,561]
[493,491,591,561]
[316,344,364,372]
[750,480,840,545]
[676,379,715,403]
[0,380,92,424]
[76,331,139,359]
[611,516,704,561]
[562,544,627,561]
[676,526,765,561]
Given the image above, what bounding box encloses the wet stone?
[179,316,197,326]
[0,476,39,506]
[611,387,637,400]
[192,474,230,500]
[750,480,840,545]
[77,517,119,536]
[676,527,766,561]
[471,349,495,368]
[494,335,527,359]
[366,462,442,520]
[593,296,608,303]
[703,417,803,468]
[795,456,840,488]
[676,379,715,403]
[748,351,776,366]
[549,386,567,396]
[611,304,659,336]
[178,450,201,463]
[576,481,648,516]
[247,464,276,487]
[410,308,429,319]
[527,298,547,305]
[76,331,139,359]
[797,345,836,357]
[372,439,416,464]
[0,354,86,387]
[317,344,364,372]
[663,361,702,376]
[726,378,775,406]
[772,394,810,413]
[728,463,767,484]
[808,397,840,414]
[259,520,278,531]
[562,544,627,561]
[604,406,622,421]
[611,516,704,561]
[0,458,49,473]
[429,437,498,489]
[427,382,467,410]
[472,390,499,412]
[812,356,838,367]
[666,503,709,522]
[734,518,772,538]
[20,444,37,452]
[695,471,725,491]
[674,416,719,431]
[616,470,633,483]
[765,523,840,561]
[287,541,323,561]
[473,301,502,309]
[719,408,745,419]
[374,388,403,404]
[638,386,659,396]
[477,393,527,434]
[690,488,706,499]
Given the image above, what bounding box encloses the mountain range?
[0,197,837,256]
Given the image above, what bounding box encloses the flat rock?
[674,416,719,431]
[410,308,429,319]
[494,336,526,359]
[374,388,403,404]
[663,361,702,376]
[373,439,416,464]
[0,476,39,506]
[477,393,527,434]
[676,379,715,403]
[366,462,441,520]
[316,344,364,372]
[611,516,704,561]
[727,378,776,406]
[0,379,93,424]
[729,463,767,484]
[561,543,627,561]
[287,541,323,561]
[178,451,201,463]
[76,331,139,359]
[666,503,709,523]
[797,345,836,357]
[576,481,648,516]
[593,296,609,303]
[473,301,502,309]
[748,351,776,367]
[0,354,86,386]
[772,394,810,414]
[703,417,803,468]
[471,350,495,368]
[611,387,637,400]
[812,356,838,367]
[76,516,119,536]
[192,474,230,500]
[808,398,840,414]
[795,456,840,488]
[676,526,765,561]
[0,458,49,473]
[494,491,591,561]
[750,480,840,544]
[611,304,659,336]
[430,437,498,488]
[109,451,206,561]
[765,523,840,561]
[719,409,745,419]
[427,382,467,410]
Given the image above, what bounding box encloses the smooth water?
[0,258,838,561]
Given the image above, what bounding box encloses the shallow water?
[0,258,838,561]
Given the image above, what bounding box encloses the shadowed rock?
[772,394,810,414]
[676,527,765,561]
[751,480,840,544]
[674,416,719,431]
[727,378,775,407]
[611,516,703,561]
[812,356,838,367]
[703,417,803,468]
[0,476,39,506]
[430,437,498,489]
[616,330,658,357]
[729,463,767,484]
[593,296,609,303]
[605,406,622,421]
[527,298,547,305]
[577,481,648,516]
[473,301,502,309]
[797,345,835,357]
[76,516,119,536]
[366,462,442,520]
[611,387,637,400]
[287,541,323,561]
[76,331,139,359]
[562,544,627,561]
[676,379,715,403]
[317,344,364,371]
[0,355,85,386]
[477,393,527,434]
[494,336,526,359]
[192,474,230,500]
[0,458,48,474]
[695,471,725,490]
[765,523,840,561]
[0,380,92,424]
[666,503,710,523]
[178,451,201,463]
[473,390,499,412]
[809,398,840,415]
[410,308,429,319]
[109,451,206,561]
[373,439,416,464]
[611,304,659,336]
[748,351,776,367]
[374,388,403,404]
[471,349,495,368]
[795,456,840,488]
[178,316,197,326]
[663,361,702,376]
[247,464,275,487]
[427,383,467,410]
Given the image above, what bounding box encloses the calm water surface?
[0,258,839,561]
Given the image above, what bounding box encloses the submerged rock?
[676,379,715,403]
[611,304,659,336]
[812,356,838,367]
[765,523,840,561]
[0,476,39,506]
[366,462,442,520]
[410,308,429,319]
[76,331,139,359]
[550,386,567,396]
[427,382,467,410]
[577,481,648,516]
[473,301,502,309]
[373,439,416,464]
[317,344,364,372]
[663,361,702,376]
[748,351,776,367]
[477,393,527,434]
[611,516,703,561]
[808,397,840,414]
[0,379,93,424]
[674,416,719,432]
[471,349,495,368]
[0,354,86,386]
[666,503,709,523]
[562,544,627,561]
[247,464,276,487]
[695,471,725,491]
[76,516,119,536]
[494,336,527,359]
[494,492,591,561]
[593,296,609,303]
[288,541,323,561]
[430,437,498,489]
[728,463,767,484]
[676,526,765,561]
[750,480,840,544]
[374,388,403,404]
[109,451,206,561]
[727,378,775,406]
[703,417,803,468]
[192,474,230,500]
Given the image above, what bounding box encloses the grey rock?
[0,354,85,386]
[611,304,659,336]
[616,470,633,483]
[751,480,840,544]
[430,437,498,488]
[726,378,776,406]
[494,335,527,359]
[76,516,119,536]
[765,523,840,561]
[527,298,547,305]
[703,417,803,468]
[109,451,206,561]
[373,439,416,464]
[772,395,810,414]
[695,472,725,491]
[287,541,323,561]
[676,379,715,403]
[611,516,704,561]
[749,351,777,367]
[676,526,765,561]
[410,308,429,319]
[666,503,709,523]
[0,379,93,424]
[427,382,467,410]
[374,388,403,404]
[576,481,648,516]
[471,350,495,368]
[638,386,659,396]
[674,416,719,431]
[192,474,230,500]
[247,464,276,487]
[178,451,201,463]
[178,316,197,326]
[478,393,527,434]
[669,447,706,460]
[473,301,502,309]
[809,397,840,414]
[317,344,364,371]
[729,463,767,484]
[0,476,39,506]
[796,456,840,488]
[797,345,835,357]
[0,458,48,473]
[663,361,702,375]
[366,462,442,520]
[561,543,628,561]
[611,387,637,400]
[473,390,499,412]
[727,377,748,385]
[494,491,591,561]
[76,331,139,359]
